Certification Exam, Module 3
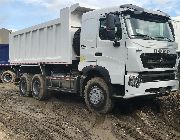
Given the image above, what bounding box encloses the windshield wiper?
[154,36,173,42]
[131,34,155,40]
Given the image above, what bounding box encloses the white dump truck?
[9,4,179,113]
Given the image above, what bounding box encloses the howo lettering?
[9,4,179,114]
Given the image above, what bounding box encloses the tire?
[84,77,114,114]
[31,74,48,100]
[73,29,81,56]
[1,70,16,83]
[19,74,32,97]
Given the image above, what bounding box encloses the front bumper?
[124,74,179,99]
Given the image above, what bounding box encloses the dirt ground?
[0,83,179,140]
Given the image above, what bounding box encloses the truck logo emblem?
[160,57,164,63]
[154,49,170,54]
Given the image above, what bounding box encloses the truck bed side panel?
[9,9,72,64]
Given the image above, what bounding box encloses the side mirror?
[106,14,115,30]
[114,15,120,26]
[106,14,115,40]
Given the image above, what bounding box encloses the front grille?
[140,71,175,83]
[140,53,177,69]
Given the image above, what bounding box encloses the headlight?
[128,75,142,88]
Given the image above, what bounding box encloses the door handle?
[81,45,86,49]
[95,52,102,56]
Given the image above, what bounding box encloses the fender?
[82,65,111,82]
[79,66,111,96]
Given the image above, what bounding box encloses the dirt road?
[0,83,179,140]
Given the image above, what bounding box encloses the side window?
[99,16,122,40]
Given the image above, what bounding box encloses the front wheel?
[84,77,113,114]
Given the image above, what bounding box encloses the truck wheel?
[19,74,32,97]
[31,74,47,101]
[84,77,113,114]
[1,70,16,83]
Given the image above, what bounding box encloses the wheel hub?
[4,74,12,83]
[21,80,27,93]
[33,80,40,96]
[89,86,104,105]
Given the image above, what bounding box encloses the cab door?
[96,14,127,84]
[80,18,98,65]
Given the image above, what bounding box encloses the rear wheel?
[1,70,16,83]
[32,74,48,100]
[84,77,114,114]
[19,74,32,97]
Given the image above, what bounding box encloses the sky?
[0,0,180,31]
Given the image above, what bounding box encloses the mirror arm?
[113,39,120,47]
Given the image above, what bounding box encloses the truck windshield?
[126,16,174,42]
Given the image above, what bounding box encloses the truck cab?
[78,4,178,112]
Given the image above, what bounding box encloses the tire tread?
[84,77,113,114]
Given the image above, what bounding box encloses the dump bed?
[9,4,93,65]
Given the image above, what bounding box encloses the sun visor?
[70,3,95,14]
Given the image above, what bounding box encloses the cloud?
[154,0,172,5]
[145,0,180,15]
[0,0,173,17]
[0,0,179,30]
[19,0,74,11]
[0,16,8,25]
[0,0,12,4]
[16,0,180,16]
[9,28,17,32]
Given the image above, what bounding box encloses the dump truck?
[0,28,16,83]
[9,3,179,113]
